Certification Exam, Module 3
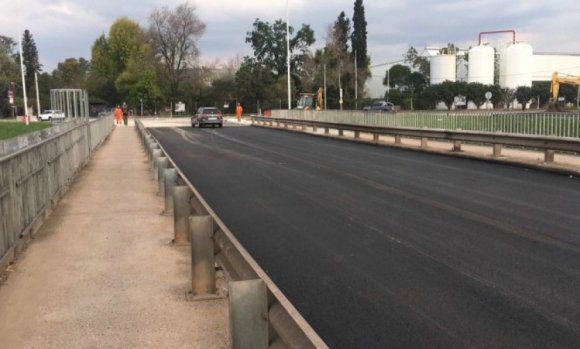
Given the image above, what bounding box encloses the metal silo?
[468,45,494,84]
[500,42,533,88]
[430,54,456,85]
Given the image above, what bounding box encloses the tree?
[384,64,411,88]
[149,2,206,102]
[235,57,277,112]
[501,88,515,109]
[531,81,550,108]
[53,58,89,88]
[333,12,350,56]
[351,0,369,82]
[514,86,533,110]
[433,81,457,110]
[465,82,487,108]
[404,46,429,81]
[0,36,19,117]
[21,30,42,94]
[245,19,315,80]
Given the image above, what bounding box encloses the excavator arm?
[549,72,580,111]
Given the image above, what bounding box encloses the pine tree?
[333,11,351,57]
[21,30,42,93]
[351,0,369,80]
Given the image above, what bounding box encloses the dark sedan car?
[192,107,223,128]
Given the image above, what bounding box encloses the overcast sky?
[1,0,578,97]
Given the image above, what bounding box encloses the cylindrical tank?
[468,45,494,85]
[500,42,533,89]
[430,54,456,85]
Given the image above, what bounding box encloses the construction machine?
[296,88,323,110]
[548,72,580,111]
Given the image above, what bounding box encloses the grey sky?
[1,0,578,96]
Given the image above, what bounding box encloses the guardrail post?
[163,168,177,214]
[312,126,317,133]
[148,142,159,161]
[420,137,428,149]
[229,279,268,349]
[373,133,379,143]
[269,120,273,127]
[338,129,344,137]
[152,149,162,177]
[354,130,360,139]
[189,215,217,298]
[493,144,502,157]
[452,140,462,152]
[276,121,280,127]
[156,157,168,194]
[395,135,402,144]
[173,186,191,244]
[301,124,306,131]
[544,149,555,163]
[324,127,329,135]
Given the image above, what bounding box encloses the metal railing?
[272,110,580,139]
[0,116,114,272]
[252,116,580,167]
[135,120,328,349]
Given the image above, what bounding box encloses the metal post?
[395,135,402,144]
[544,149,555,163]
[452,140,462,152]
[229,279,268,349]
[420,137,428,149]
[189,215,217,298]
[152,149,162,178]
[493,144,502,157]
[157,157,169,196]
[173,186,191,244]
[163,168,177,214]
[286,0,291,110]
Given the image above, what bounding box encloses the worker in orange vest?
[114,105,123,125]
[235,103,243,125]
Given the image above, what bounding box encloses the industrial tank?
[468,45,494,84]
[430,54,456,85]
[500,42,533,89]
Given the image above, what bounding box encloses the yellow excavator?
[548,72,580,111]
[296,87,324,110]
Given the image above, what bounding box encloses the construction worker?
[235,103,243,125]
[114,105,123,125]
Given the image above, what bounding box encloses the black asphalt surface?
[150,125,580,348]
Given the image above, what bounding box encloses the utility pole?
[286,0,291,110]
[354,50,358,110]
[35,72,40,119]
[18,29,29,125]
[323,64,327,110]
[338,63,343,111]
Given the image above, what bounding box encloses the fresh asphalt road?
[150,125,580,348]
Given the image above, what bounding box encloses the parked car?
[38,109,65,121]
[192,107,223,128]
[363,101,394,112]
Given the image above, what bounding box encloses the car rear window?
[202,108,220,114]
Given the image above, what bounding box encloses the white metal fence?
[272,110,580,139]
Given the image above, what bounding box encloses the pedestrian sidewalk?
[0,123,229,348]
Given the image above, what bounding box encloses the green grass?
[0,121,53,141]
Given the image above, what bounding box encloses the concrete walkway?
[0,123,229,348]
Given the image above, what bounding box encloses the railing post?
[157,157,168,196]
[493,144,502,157]
[395,135,402,144]
[173,186,191,244]
[544,149,555,163]
[354,130,360,139]
[452,140,462,152]
[338,129,344,137]
[148,142,159,162]
[373,133,379,143]
[312,126,317,133]
[163,168,177,214]
[302,124,306,131]
[152,149,162,178]
[420,137,428,149]
[189,215,217,298]
[324,127,329,135]
[229,279,268,349]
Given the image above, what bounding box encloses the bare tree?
[149,2,206,101]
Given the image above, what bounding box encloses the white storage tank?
[468,45,494,85]
[500,42,533,89]
[430,54,456,85]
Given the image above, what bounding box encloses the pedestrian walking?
[235,103,243,125]
[122,102,129,126]
[114,105,123,125]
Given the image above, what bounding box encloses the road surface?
[150,125,580,348]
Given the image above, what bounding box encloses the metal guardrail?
[135,120,328,349]
[273,109,580,139]
[252,116,580,165]
[0,116,115,273]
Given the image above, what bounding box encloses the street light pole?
[286,0,291,110]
